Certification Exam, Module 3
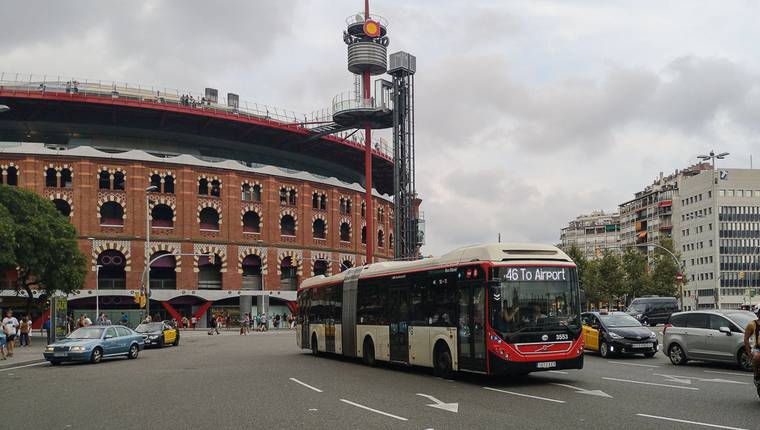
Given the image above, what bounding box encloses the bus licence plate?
[537,361,556,369]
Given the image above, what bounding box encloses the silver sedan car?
[662,310,756,371]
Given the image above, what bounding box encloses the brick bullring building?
[0,77,395,326]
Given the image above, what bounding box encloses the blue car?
[43,325,144,365]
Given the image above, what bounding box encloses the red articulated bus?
[296,243,583,377]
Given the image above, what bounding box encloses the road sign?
[675,273,684,282]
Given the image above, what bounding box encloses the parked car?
[43,325,144,365]
[626,296,679,326]
[582,311,659,358]
[134,321,180,347]
[662,310,755,371]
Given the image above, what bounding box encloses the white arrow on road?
[416,393,459,413]
[551,383,613,398]
[653,374,692,384]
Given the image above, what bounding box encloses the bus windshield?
[490,266,580,338]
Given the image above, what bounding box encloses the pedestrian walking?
[260,313,268,332]
[42,317,51,342]
[2,310,19,357]
[215,314,223,334]
[182,316,189,329]
[18,315,31,346]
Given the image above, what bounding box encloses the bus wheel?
[433,343,453,379]
[362,337,376,367]
[311,334,319,357]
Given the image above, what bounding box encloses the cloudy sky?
[2,0,760,255]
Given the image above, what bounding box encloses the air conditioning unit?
[204,88,218,103]
[227,93,239,109]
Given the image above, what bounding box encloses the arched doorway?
[149,251,176,290]
[198,254,222,289]
[242,254,262,290]
[97,250,126,289]
[280,256,297,291]
[313,259,328,276]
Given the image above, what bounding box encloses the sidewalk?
[0,333,47,369]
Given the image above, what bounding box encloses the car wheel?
[599,341,610,358]
[362,337,376,367]
[50,360,61,366]
[433,343,454,379]
[668,343,687,365]
[173,334,180,346]
[127,344,139,359]
[644,352,656,358]
[311,334,319,357]
[738,349,752,371]
[90,347,103,364]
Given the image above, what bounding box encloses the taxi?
[581,311,658,358]
[134,321,180,347]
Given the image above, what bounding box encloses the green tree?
[622,247,652,301]
[598,250,625,308]
[0,204,16,269]
[650,238,680,297]
[582,259,602,310]
[565,244,588,284]
[0,185,87,312]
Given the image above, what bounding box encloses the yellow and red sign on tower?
[363,19,381,37]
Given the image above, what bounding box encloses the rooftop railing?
[0,73,393,160]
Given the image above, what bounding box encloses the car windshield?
[135,323,163,332]
[67,327,104,339]
[627,303,647,313]
[489,266,580,338]
[599,313,641,327]
[725,312,755,329]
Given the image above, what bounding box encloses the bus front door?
[458,282,487,372]
[388,287,409,362]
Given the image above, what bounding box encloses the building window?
[313,260,328,276]
[340,222,351,242]
[243,211,261,233]
[242,183,261,202]
[52,199,71,217]
[100,201,124,226]
[280,214,296,236]
[150,174,162,191]
[361,201,366,218]
[151,204,174,228]
[389,233,394,249]
[339,197,352,215]
[199,207,220,230]
[210,179,221,197]
[2,166,18,186]
[199,178,209,195]
[377,229,384,247]
[45,168,58,187]
[361,226,367,244]
[313,218,326,239]
[164,175,175,194]
[113,171,125,190]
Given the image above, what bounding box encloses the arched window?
[60,168,73,188]
[339,198,346,215]
[45,168,57,187]
[341,260,353,272]
[242,183,252,201]
[312,192,319,209]
[340,222,351,242]
[242,254,263,290]
[210,179,221,197]
[313,218,326,239]
[252,184,261,202]
[346,199,352,213]
[150,174,162,191]
[113,171,125,190]
[100,201,124,226]
[243,211,261,233]
[288,189,297,205]
[149,251,176,290]
[97,250,126,289]
[5,166,17,186]
[361,201,366,218]
[377,207,384,223]
[361,226,367,244]
[320,194,327,210]
[313,260,328,276]
[198,178,209,195]
[52,199,71,217]
[99,171,111,190]
[280,256,297,291]
[377,229,385,247]
[280,214,296,236]
[279,187,288,205]
[151,204,174,228]
[199,207,220,230]
[164,175,175,194]
[389,233,394,249]
[198,254,222,289]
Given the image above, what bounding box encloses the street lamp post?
[697,150,728,310]
[95,264,103,320]
[697,150,730,169]
[144,185,158,319]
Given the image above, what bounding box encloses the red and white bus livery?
[296,243,583,376]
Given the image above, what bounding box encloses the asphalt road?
[4,328,759,429]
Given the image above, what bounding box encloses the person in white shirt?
[2,310,20,357]
[83,315,92,326]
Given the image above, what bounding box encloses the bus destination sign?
[501,267,567,282]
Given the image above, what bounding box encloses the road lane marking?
[602,377,699,390]
[551,383,612,398]
[416,393,458,413]
[339,399,408,421]
[654,373,748,385]
[636,413,749,430]
[0,362,47,372]
[483,387,566,403]
[703,370,750,377]
[289,377,323,393]
[608,361,659,368]
[548,370,568,374]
